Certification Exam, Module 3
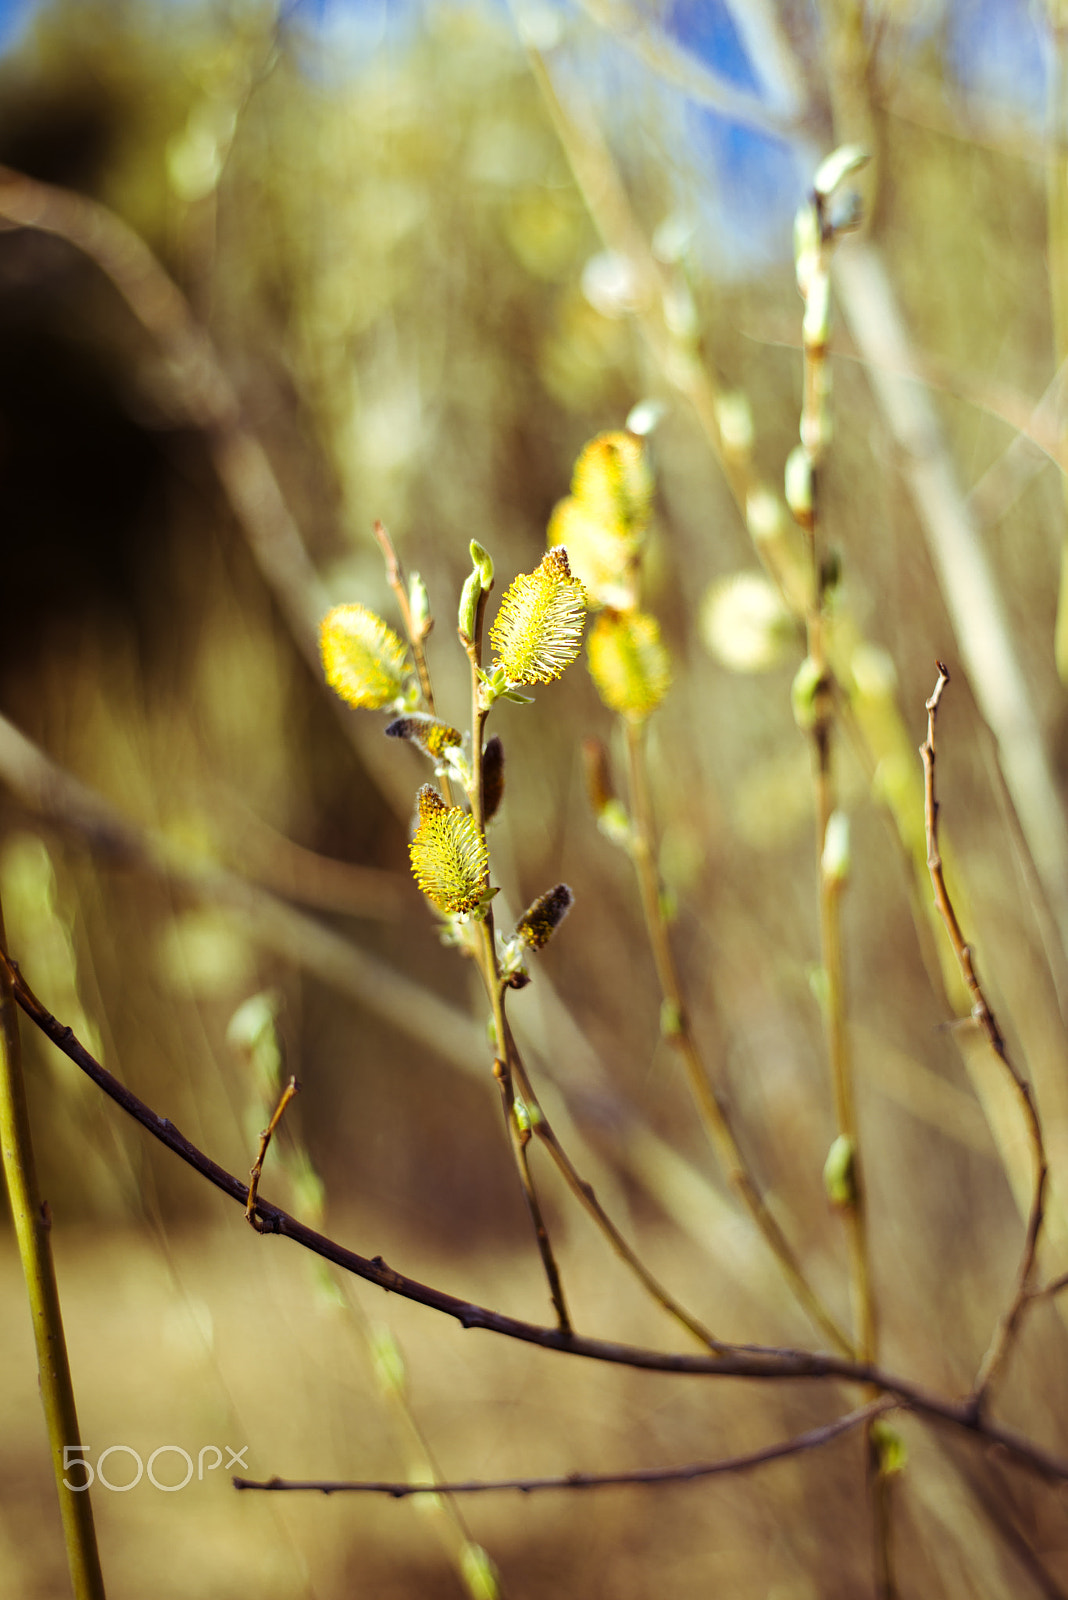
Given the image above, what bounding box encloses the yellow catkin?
[320,604,408,709]
[587,610,672,721]
[490,549,586,685]
[409,786,489,915]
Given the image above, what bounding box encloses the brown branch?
[8,947,1068,1485]
[233,1399,891,1495]
[245,1076,300,1231]
[373,520,436,713]
[920,662,1049,1413]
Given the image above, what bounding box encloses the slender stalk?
[245,1076,299,1232]
[796,174,888,1587]
[0,906,106,1600]
[501,1015,722,1350]
[373,521,436,711]
[234,1398,891,1495]
[491,1050,571,1333]
[13,956,1068,1490]
[462,599,572,1333]
[921,665,1048,1413]
[622,720,853,1357]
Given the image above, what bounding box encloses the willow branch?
[234,1398,890,1495]
[920,663,1048,1412]
[0,708,485,1080]
[500,1014,721,1350]
[462,600,571,1334]
[8,949,1068,1482]
[373,520,436,712]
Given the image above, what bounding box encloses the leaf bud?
[784,446,815,530]
[823,1134,856,1207]
[821,810,851,885]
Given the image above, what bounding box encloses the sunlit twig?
[920,662,1048,1413]
[245,1076,300,1231]
[8,952,1068,1484]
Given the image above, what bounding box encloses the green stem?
[622,720,853,1357]
[464,610,571,1333]
[798,186,887,1590]
[0,905,106,1600]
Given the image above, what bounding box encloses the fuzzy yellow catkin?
[490,548,586,685]
[408,785,489,915]
[320,603,409,709]
[587,610,671,721]
[571,430,653,535]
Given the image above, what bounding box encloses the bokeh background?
[1,0,1067,1595]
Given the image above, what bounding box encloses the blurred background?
[1,0,1067,1595]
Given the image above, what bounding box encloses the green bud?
[469,540,495,591]
[597,798,633,849]
[784,446,814,528]
[660,998,684,1039]
[871,1419,907,1477]
[794,200,822,293]
[458,569,482,642]
[791,655,824,730]
[823,1134,856,1207]
[821,810,851,885]
[802,270,832,351]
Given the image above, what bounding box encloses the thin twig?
[920,662,1048,1413]
[233,1399,891,1495]
[493,1056,572,1334]
[622,717,854,1358]
[0,702,795,1335]
[795,174,885,1590]
[245,1076,300,1231]
[501,1016,722,1351]
[8,952,1068,1483]
[373,520,437,714]
[461,593,572,1334]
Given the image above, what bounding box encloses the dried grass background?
[0,1,1066,1596]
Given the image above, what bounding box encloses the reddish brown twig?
[245,1076,300,1232]
[8,946,1068,1484]
[920,662,1048,1412]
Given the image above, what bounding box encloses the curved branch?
[233,1399,891,1495]
[921,664,1048,1412]
[7,949,1068,1486]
